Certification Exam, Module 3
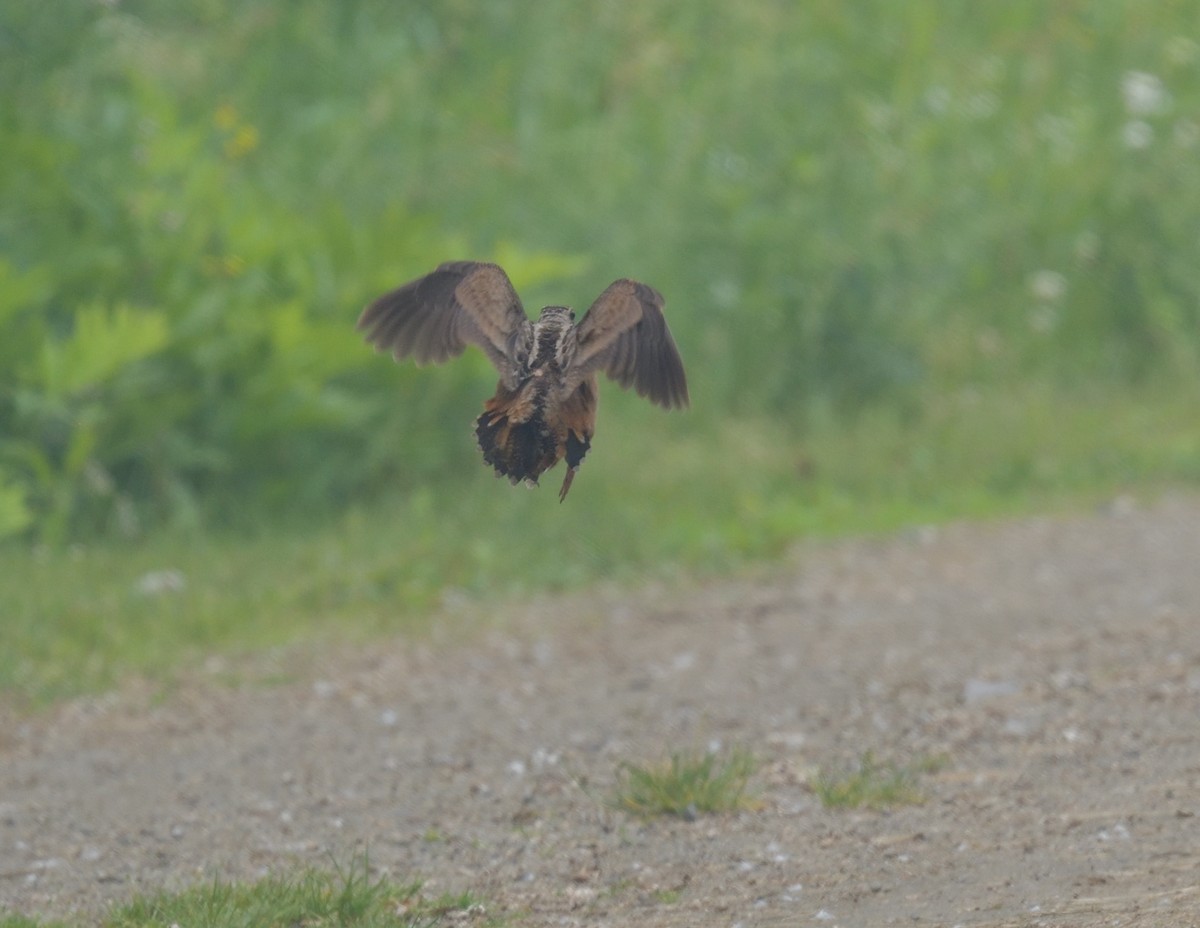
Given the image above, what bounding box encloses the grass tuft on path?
[0,859,500,928]
[614,748,759,819]
[813,752,951,810]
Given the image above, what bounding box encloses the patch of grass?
[813,752,951,810]
[2,859,499,928]
[2,383,1198,708]
[613,748,758,820]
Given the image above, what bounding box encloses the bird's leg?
[558,467,577,502]
[558,428,591,502]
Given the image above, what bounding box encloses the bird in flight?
[357,261,688,501]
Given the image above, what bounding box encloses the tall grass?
[3,382,1197,706]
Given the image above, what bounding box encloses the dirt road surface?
[3,495,1199,926]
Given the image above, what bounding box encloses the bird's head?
[536,305,575,325]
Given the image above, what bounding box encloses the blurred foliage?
[1,0,1199,542]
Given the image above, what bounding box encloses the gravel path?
[3,495,1199,926]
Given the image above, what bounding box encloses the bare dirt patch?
[3,496,1199,926]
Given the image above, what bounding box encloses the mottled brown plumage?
[357,261,688,500]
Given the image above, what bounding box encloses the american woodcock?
[357,261,688,500]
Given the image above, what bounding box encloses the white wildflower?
[1122,120,1154,150]
[1029,270,1067,302]
[1121,71,1167,116]
[134,568,186,596]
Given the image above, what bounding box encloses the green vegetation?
[3,384,1196,706]
[2,2,1200,702]
[613,748,758,819]
[4,0,1199,543]
[0,861,498,928]
[813,752,950,810]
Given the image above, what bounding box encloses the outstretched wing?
[568,279,689,409]
[357,261,532,385]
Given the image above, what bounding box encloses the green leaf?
[0,259,52,325]
[0,472,33,540]
[267,300,365,379]
[38,303,170,397]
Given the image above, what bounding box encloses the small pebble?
[962,678,1019,704]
